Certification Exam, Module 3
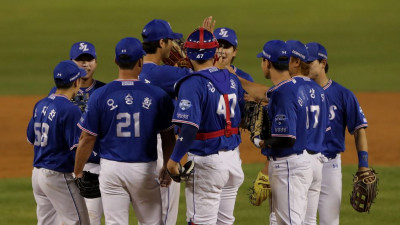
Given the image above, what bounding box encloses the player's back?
[173,68,244,156]
[27,94,82,172]
[139,62,190,98]
[297,76,329,153]
[80,80,174,163]
[323,80,368,155]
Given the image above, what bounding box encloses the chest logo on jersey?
[179,99,192,111]
[207,82,216,93]
[107,99,118,111]
[125,94,133,105]
[142,97,152,109]
[230,79,237,90]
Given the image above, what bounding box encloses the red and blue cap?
[115,37,146,63]
[53,60,86,84]
[70,41,97,60]
[306,42,328,61]
[286,40,309,62]
[257,40,290,64]
[184,28,219,60]
[142,19,183,42]
[213,27,238,47]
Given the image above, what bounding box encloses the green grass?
[1,164,398,225]
[0,0,399,95]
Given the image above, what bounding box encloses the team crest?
[179,99,192,111]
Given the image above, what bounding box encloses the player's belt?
[195,127,239,140]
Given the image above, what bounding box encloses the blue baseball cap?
[257,40,290,64]
[286,40,309,62]
[306,42,328,61]
[213,27,238,47]
[53,60,86,84]
[115,37,146,63]
[70,41,97,60]
[142,19,183,42]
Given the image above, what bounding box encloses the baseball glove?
[162,38,193,69]
[167,161,194,183]
[248,171,272,206]
[350,168,379,212]
[242,101,271,143]
[74,171,101,199]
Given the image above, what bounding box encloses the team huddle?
[26,16,378,225]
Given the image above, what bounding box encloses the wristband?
[357,151,368,168]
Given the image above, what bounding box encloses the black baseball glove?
[74,171,101,199]
[167,161,194,183]
[350,168,378,212]
[242,101,271,144]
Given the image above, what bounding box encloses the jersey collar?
[49,94,70,101]
[323,79,333,90]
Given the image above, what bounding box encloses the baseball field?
[1,0,399,224]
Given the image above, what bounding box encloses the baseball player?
[256,40,328,225]
[306,42,369,225]
[73,37,176,225]
[285,40,330,225]
[139,18,192,225]
[50,41,106,225]
[213,27,254,82]
[167,28,245,225]
[26,60,90,225]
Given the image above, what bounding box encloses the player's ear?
[138,58,143,68]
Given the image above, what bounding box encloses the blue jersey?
[26,94,82,173]
[78,79,174,163]
[172,67,244,156]
[50,79,106,164]
[231,65,254,82]
[322,80,368,157]
[139,62,191,98]
[262,76,328,157]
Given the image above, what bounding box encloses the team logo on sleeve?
[125,94,133,105]
[179,99,192,111]
[142,97,152,109]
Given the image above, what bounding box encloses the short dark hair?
[194,59,209,65]
[318,59,329,73]
[74,54,95,61]
[142,38,169,54]
[54,79,74,89]
[300,61,310,76]
[217,39,236,50]
[269,56,289,71]
[116,55,139,70]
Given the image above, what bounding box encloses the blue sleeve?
[170,124,198,162]
[26,117,35,144]
[155,65,191,96]
[344,91,368,134]
[269,92,297,139]
[172,77,203,129]
[64,106,82,150]
[78,91,101,136]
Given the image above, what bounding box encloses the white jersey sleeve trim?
[271,134,296,139]
[77,123,98,136]
[350,124,368,135]
[159,124,175,132]
[172,119,199,129]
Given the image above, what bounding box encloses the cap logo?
[121,49,127,53]
[57,73,62,77]
[318,53,327,59]
[79,43,89,52]
[263,51,271,59]
[292,50,305,60]
[69,72,80,82]
[142,28,146,33]
[282,51,287,54]
[218,28,229,37]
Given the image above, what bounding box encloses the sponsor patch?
[177,113,189,120]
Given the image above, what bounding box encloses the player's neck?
[80,77,94,88]
[192,60,214,71]
[143,54,162,65]
[118,69,140,80]
[315,73,329,87]
[271,71,291,86]
[55,89,75,100]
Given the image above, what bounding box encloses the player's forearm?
[160,127,176,167]
[74,131,96,177]
[354,128,368,152]
[237,76,269,102]
[170,124,198,162]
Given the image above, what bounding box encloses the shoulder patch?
[179,99,192,111]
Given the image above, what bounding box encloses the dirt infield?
[1,93,399,178]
